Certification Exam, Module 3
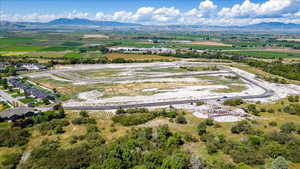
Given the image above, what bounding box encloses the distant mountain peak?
[244,22,299,28]
[47,18,141,26]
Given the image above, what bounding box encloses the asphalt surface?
[63,69,274,110]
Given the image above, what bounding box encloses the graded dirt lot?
[106,53,177,61]
[83,34,109,39]
[187,41,232,46]
[24,61,300,108]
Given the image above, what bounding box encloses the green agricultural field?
[226,51,300,58]
[116,40,162,48]
[40,46,72,51]
[61,42,83,47]
[0,37,35,46]
[0,46,45,52]
[64,52,84,58]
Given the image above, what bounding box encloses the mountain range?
[1,18,300,31]
[16,18,141,26]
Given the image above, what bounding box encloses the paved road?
[63,69,274,110]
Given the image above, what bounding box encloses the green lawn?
[19,97,36,104]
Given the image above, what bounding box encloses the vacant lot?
[106,53,177,61]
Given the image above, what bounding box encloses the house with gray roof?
[0,107,37,121]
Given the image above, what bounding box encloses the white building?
[108,47,176,54]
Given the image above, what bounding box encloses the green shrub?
[204,118,214,126]
[223,99,244,106]
[112,113,157,126]
[0,127,30,147]
[175,115,187,124]
[280,122,296,134]
[197,122,207,136]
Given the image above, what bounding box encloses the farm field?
[225,50,300,58]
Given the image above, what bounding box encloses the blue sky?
[2,0,262,14]
[1,0,300,26]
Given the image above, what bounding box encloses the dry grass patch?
[187,41,232,46]
[69,69,122,79]
[106,53,177,61]
[83,34,109,39]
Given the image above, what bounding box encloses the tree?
[58,107,66,118]
[79,111,89,118]
[175,115,187,124]
[54,125,64,134]
[2,152,22,169]
[197,122,207,136]
[280,122,296,134]
[6,66,17,76]
[160,153,190,169]
[271,156,289,169]
[204,118,214,126]
[43,98,51,105]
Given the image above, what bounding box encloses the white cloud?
[218,0,298,18]
[199,0,217,17]
[131,7,155,22]
[112,11,133,22]
[152,7,180,22]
